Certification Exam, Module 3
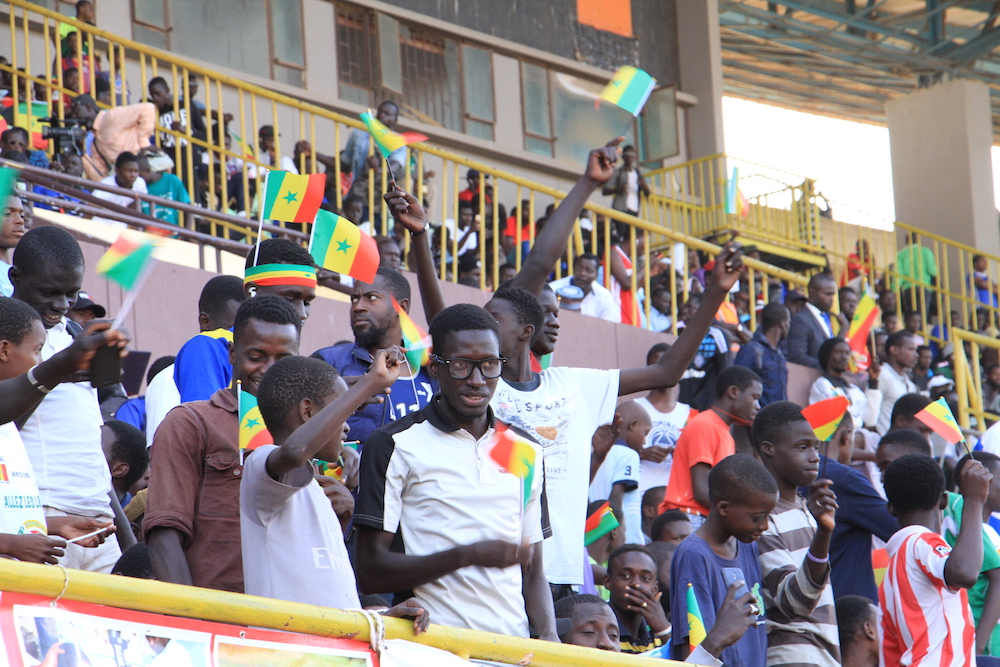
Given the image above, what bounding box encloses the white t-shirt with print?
[491,366,620,585]
[635,397,692,493]
[0,422,47,536]
[240,445,360,610]
[590,443,642,545]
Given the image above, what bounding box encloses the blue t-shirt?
[173,328,233,404]
[808,456,898,602]
[311,342,436,448]
[670,534,767,666]
[115,396,146,433]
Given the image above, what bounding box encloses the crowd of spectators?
[1,12,1000,661]
[4,132,1000,667]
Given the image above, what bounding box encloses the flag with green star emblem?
[239,384,273,451]
[309,209,380,283]
[261,170,325,223]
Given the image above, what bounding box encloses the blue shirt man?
[733,303,789,407]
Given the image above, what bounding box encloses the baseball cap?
[72,291,106,318]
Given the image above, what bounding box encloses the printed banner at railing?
[0,592,378,667]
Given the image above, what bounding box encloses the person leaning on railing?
[66,93,156,182]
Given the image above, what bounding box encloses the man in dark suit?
[785,272,838,368]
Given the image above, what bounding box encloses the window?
[335,3,495,140]
[641,86,679,163]
[131,0,306,87]
[521,62,552,157]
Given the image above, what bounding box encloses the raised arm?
[265,350,400,480]
[618,244,743,396]
[510,139,623,296]
[945,460,991,589]
[384,183,447,323]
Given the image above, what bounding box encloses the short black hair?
[244,238,315,270]
[146,355,175,386]
[607,544,657,575]
[258,356,341,437]
[342,194,365,209]
[715,365,762,398]
[429,304,499,354]
[111,543,153,579]
[104,420,149,491]
[232,295,302,344]
[148,76,168,91]
[499,262,517,273]
[651,509,690,542]
[457,253,479,275]
[642,486,665,509]
[817,336,849,372]
[917,345,932,356]
[839,286,858,299]
[115,151,139,169]
[836,595,876,651]
[877,429,932,457]
[75,1,92,11]
[890,393,932,427]
[885,330,915,355]
[808,272,836,290]
[646,342,670,365]
[198,275,246,320]
[576,253,600,267]
[760,302,790,330]
[751,401,808,452]
[955,451,1000,479]
[554,594,610,620]
[12,225,84,274]
[491,287,545,345]
[883,454,944,514]
[1,127,28,143]
[374,267,411,303]
[708,453,778,504]
[0,296,41,344]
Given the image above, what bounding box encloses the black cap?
[72,93,98,112]
[72,291,106,317]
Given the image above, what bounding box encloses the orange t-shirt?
[659,409,734,517]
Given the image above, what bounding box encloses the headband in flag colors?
[243,263,317,288]
[915,397,965,445]
[801,395,850,442]
[584,501,619,545]
[598,65,656,116]
[310,209,379,284]
[261,170,325,223]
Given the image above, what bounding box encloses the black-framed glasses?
[431,354,506,379]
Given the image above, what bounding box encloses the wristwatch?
[26,365,54,394]
[411,224,428,236]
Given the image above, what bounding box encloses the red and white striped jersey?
[879,525,975,667]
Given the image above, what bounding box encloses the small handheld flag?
[310,209,380,284]
[96,232,155,291]
[392,296,431,370]
[261,170,325,223]
[359,110,428,159]
[725,167,750,217]
[687,584,707,650]
[0,166,17,202]
[238,383,273,451]
[846,294,880,371]
[584,501,619,545]
[489,423,537,510]
[915,397,966,447]
[801,396,850,442]
[598,66,656,117]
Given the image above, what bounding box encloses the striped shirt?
[879,525,975,667]
[757,497,840,666]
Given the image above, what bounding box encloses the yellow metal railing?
[950,328,1000,432]
[0,0,809,336]
[0,560,689,666]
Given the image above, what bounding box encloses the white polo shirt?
[18,318,113,516]
[355,398,548,638]
[548,276,622,323]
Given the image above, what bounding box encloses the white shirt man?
[549,276,621,323]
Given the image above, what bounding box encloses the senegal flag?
[239,384,272,451]
[391,295,431,370]
[599,65,656,117]
[309,209,379,283]
[359,110,427,159]
[687,583,707,650]
[96,231,155,290]
[261,170,325,223]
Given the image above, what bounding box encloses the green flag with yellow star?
[238,383,272,451]
[261,170,325,223]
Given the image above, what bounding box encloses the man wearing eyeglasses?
[355,303,558,641]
